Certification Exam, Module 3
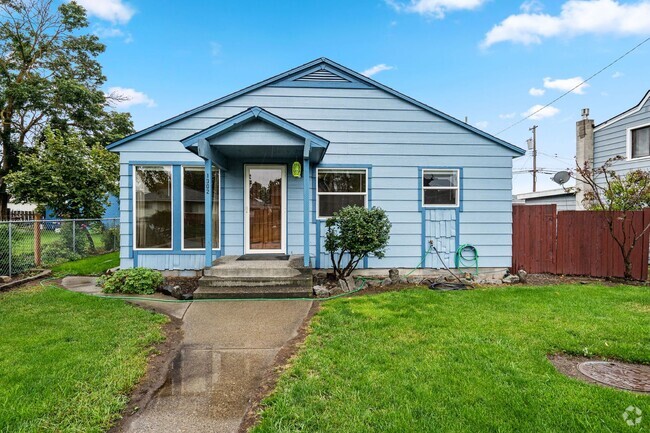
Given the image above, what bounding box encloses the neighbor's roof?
[107,57,525,155]
[594,89,650,132]
[516,188,575,200]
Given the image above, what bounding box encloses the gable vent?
[295,69,350,82]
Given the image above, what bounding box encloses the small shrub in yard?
[325,205,391,279]
[42,241,80,265]
[98,268,163,295]
[101,226,120,251]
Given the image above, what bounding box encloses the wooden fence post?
[34,214,41,267]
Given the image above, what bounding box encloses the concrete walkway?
[61,276,313,432]
[124,300,312,433]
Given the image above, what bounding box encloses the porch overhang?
[180,106,330,169]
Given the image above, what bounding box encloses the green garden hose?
[455,244,479,276]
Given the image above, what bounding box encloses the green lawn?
[51,251,120,276]
[0,285,167,432]
[254,285,650,433]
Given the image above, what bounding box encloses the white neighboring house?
[514,189,576,211]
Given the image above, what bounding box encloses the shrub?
[324,206,391,279]
[98,268,163,295]
[42,241,80,265]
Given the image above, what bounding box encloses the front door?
[244,165,286,254]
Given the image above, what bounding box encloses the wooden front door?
[244,165,286,253]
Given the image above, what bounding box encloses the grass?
[51,251,120,276]
[0,285,167,433]
[253,284,650,433]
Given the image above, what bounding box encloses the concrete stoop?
[195,255,313,299]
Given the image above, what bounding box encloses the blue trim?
[220,169,225,256]
[107,57,523,155]
[204,161,213,267]
[172,166,182,253]
[128,160,204,166]
[133,251,138,267]
[127,168,133,260]
[180,107,329,160]
[418,166,463,269]
[315,220,321,269]
[303,159,310,267]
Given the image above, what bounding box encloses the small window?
[182,167,220,249]
[317,169,367,218]
[422,169,459,207]
[631,126,650,159]
[134,165,172,249]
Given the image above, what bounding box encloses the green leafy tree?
[0,0,131,216]
[574,156,650,280]
[324,206,392,279]
[6,127,118,250]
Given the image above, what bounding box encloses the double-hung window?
[630,125,650,159]
[134,165,173,249]
[317,168,367,218]
[422,169,460,207]
[182,167,220,249]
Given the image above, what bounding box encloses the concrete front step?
[199,276,311,288]
[203,266,303,278]
[193,285,312,299]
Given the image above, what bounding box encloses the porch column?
[303,157,310,267]
[204,159,213,267]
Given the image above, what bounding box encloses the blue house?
[108,58,524,277]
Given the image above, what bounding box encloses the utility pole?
[529,125,538,192]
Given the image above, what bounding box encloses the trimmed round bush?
[98,268,163,295]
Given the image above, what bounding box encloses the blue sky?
[76,0,650,193]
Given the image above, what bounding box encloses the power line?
[496,36,650,135]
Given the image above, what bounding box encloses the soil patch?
[525,273,648,286]
[548,354,650,393]
[108,315,184,433]
[162,276,200,296]
[238,302,320,433]
[0,269,52,292]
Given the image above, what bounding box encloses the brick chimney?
[575,108,594,209]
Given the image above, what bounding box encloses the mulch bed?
[162,276,200,296]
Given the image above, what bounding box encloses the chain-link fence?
[0,218,119,276]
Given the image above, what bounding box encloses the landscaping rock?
[502,275,520,284]
[0,275,11,283]
[407,276,423,285]
[338,276,356,293]
[517,269,528,284]
[364,278,381,287]
[482,279,504,285]
[445,275,457,282]
[381,278,392,286]
[313,285,331,298]
[389,268,399,283]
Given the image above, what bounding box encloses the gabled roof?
[594,89,650,132]
[107,57,525,155]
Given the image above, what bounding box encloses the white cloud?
[386,0,487,18]
[93,25,133,43]
[612,71,624,78]
[106,87,156,109]
[520,0,544,13]
[210,41,222,58]
[362,64,394,77]
[529,87,545,96]
[543,76,589,94]
[499,112,517,119]
[475,120,489,129]
[73,0,135,24]
[522,104,560,120]
[482,0,650,47]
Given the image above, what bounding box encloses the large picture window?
[630,125,650,159]
[422,169,459,207]
[182,167,220,249]
[317,168,367,218]
[134,165,172,249]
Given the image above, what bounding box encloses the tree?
[573,156,650,280]
[6,127,118,250]
[0,0,125,216]
[324,206,392,279]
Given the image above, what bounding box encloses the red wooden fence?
[512,205,650,280]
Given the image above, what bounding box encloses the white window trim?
[316,168,368,220]
[421,169,460,208]
[133,165,173,251]
[181,166,221,251]
[626,122,650,161]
